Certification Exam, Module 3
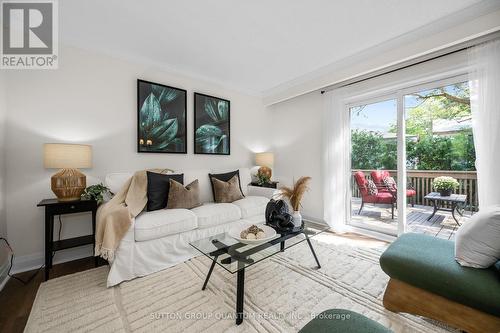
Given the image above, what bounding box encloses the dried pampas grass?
[279,176,311,211]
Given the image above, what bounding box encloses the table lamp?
[255,152,274,180]
[43,143,92,201]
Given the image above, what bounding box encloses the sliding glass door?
[347,75,476,237]
[404,80,475,240]
[349,97,399,235]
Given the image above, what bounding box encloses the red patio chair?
[353,171,396,219]
[370,170,416,207]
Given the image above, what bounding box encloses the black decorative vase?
[439,189,452,197]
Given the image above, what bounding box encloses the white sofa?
[104,168,272,287]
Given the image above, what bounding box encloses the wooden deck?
[350,197,472,240]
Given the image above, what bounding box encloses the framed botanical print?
[194,93,230,155]
[137,79,187,153]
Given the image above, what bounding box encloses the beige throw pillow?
[212,175,244,203]
[166,179,201,209]
[455,205,500,268]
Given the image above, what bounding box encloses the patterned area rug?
[25,238,452,332]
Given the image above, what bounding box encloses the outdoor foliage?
[351,82,476,171]
[351,130,396,170]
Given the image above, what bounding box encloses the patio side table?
[424,192,466,226]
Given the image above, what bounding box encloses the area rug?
[25,239,452,332]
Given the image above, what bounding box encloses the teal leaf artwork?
[194,93,230,155]
[138,80,186,153]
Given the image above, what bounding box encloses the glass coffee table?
[190,221,329,325]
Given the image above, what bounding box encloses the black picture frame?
[194,92,231,155]
[137,79,187,154]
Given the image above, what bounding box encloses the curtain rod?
[320,30,500,94]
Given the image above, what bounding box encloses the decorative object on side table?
[44,143,92,201]
[194,92,230,155]
[279,176,311,228]
[265,199,300,233]
[137,79,187,153]
[433,176,459,197]
[37,198,98,281]
[251,152,276,187]
[81,183,112,205]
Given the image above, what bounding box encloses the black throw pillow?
[146,172,183,211]
[208,170,244,201]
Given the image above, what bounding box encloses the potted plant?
[257,172,271,186]
[81,183,113,205]
[433,176,459,197]
[279,176,311,227]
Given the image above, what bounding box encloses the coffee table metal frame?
[190,222,327,325]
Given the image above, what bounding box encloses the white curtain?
[468,39,500,208]
[323,88,349,232]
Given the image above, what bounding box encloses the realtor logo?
[1,0,58,69]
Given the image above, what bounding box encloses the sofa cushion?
[167,179,201,209]
[182,169,212,203]
[146,172,184,211]
[232,196,269,218]
[212,175,245,203]
[455,205,500,268]
[105,172,133,195]
[134,209,197,242]
[209,170,244,201]
[191,203,241,228]
[380,233,500,317]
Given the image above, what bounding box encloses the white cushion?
[182,169,212,203]
[191,203,241,228]
[134,209,197,242]
[238,168,251,196]
[455,205,500,268]
[232,196,269,218]
[105,172,133,195]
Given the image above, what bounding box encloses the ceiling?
[60,0,483,95]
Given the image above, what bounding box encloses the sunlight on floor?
[314,231,388,250]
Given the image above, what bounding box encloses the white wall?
[4,46,270,269]
[268,92,324,221]
[0,71,8,286]
[0,73,6,238]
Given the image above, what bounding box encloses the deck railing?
[351,170,478,211]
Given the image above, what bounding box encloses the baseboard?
[11,245,93,274]
[0,275,9,292]
[302,214,328,226]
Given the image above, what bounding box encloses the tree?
[351,130,385,169]
[351,130,397,170]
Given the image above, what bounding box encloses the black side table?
[37,198,98,280]
[249,181,279,189]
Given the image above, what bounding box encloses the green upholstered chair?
[380,233,500,333]
[299,309,392,333]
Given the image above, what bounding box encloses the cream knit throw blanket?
[95,169,172,260]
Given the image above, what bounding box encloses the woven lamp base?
[51,168,86,202]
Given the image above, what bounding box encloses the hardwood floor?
[0,257,99,333]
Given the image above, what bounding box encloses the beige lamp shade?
[44,143,92,169]
[255,152,274,168]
